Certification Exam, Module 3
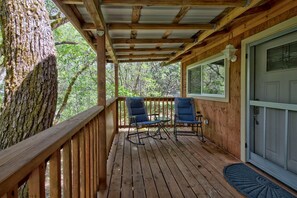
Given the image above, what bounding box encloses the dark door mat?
[224,163,296,198]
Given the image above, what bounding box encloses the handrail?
[0,97,119,197]
[0,106,103,196]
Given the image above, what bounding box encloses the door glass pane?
[267,40,297,71]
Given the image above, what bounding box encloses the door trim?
[240,15,297,162]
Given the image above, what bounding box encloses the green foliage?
[0,0,181,123]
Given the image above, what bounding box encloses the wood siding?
[181,0,297,158]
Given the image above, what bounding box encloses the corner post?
[97,31,107,190]
[114,63,119,133]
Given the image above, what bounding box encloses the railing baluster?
[72,134,80,198]
[28,163,45,198]
[85,124,90,198]
[79,131,86,198]
[89,121,94,197]
[50,150,61,198]
[2,187,18,198]
[63,140,72,198]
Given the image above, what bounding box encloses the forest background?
[0,0,180,124]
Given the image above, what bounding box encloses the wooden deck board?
[105,132,243,198]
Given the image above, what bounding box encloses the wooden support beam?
[82,0,118,64]
[112,38,195,44]
[84,23,213,31]
[114,64,119,97]
[130,6,142,49]
[108,58,169,63]
[52,0,95,50]
[101,0,247,7]
[115,48,181,53]
[164,0,263,65]
[106,23,214,30]
[96,34,107,190]
[157,6,191,50]
[113,54,172,59]
[62,0,83,4]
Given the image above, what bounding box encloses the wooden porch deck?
[103,131,244,198]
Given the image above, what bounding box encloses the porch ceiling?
[53,0,268,64]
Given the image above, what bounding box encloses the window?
[187,54,229,102]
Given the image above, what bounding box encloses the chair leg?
[127,123,131,140]
[136,127,145,145]
[199,123,205,142]
[174,122,178,141]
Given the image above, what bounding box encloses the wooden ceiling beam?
[107,23,214,30]
[130,6,142,49]
[107,58,169,63]
[82,0,118,64]
[52,0,94,49]
[61,0,83,4]
[83,23,213,31]
[115,48,181,53]
[113,54,172,59]
[101,0,247,7]
[164,0,264,65]
[112,38,195,44]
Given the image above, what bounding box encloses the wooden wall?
[181,0,297,158]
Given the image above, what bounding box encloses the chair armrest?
[148,113,159,120]
[196,111,203,121]
[129,115,137,124]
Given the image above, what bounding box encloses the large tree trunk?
[0,0,57,150]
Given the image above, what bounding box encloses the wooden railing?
[118,97,175,128]
[0,98,118,198]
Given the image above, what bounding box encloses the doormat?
[224,163,296,198]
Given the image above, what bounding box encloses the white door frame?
[240,16,297,162]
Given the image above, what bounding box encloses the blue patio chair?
[126,97,162,145]
[174,97,204,142]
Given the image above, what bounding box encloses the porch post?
[97,32,107,189]
[114,63,119,133]
[114,63,119,97]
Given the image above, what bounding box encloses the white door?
[248,29,297,190]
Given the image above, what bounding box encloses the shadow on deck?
[102,131,244,198]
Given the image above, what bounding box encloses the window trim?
[186,53,230,103]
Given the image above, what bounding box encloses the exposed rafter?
[82,0,118,64]
[105,23,214,30]
[130,6,142,49]
[111,54,172,59]
[101,0,247,7]
[107,58,169,63]
[52,0,94,49]
[61,0,83,4]
[164,0,264,65]
[112,38,195,44]
[115,48,181,53]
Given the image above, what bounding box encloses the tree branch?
[55,41,78,46]
[51,17,68,30]
[54,61,94,124]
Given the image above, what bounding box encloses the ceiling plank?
[101,0,247,7]
[52,0,94,49]
[82,0,118,64]
[106,23,213,30]
[164,0,264,65]
[112,38,195,44]
[115,48,181,53]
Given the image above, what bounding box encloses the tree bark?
[0,0,57,150]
